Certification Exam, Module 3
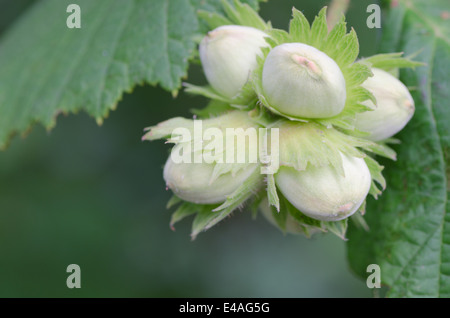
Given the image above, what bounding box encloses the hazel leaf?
[347,0,450,298]
[0,0,264,149]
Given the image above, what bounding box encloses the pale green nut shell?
[262,43,346,118]
[199,25,268,99]
[354,68,415,141]
[275,153,371,221]
[164,158,258,205]
[163,110,261,205]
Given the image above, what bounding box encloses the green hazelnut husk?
[200,25,268,99]
[262,43,346,119]
[354,67,415,141]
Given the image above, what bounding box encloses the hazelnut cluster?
[143,3,419,239]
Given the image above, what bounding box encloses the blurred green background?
[0,0,380,297]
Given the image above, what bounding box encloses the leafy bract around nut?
[267,121,374,223]
[264,120,389,216]
[251,7,376,129]
[259,197,322,236]
[143,110,265,238]
[199,25,269,99]
[258,195,350,240]
[143,110,261,177]
[262,43,346,118]
[354,68,415,141]
[160,109,261,204]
